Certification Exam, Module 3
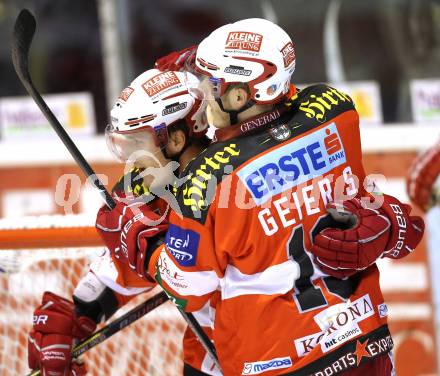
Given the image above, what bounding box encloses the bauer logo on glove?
[95,195,168,280]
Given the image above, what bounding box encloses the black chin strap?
[215,97,255,125]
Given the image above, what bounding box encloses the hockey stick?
[11,9,115,210]
[12,8,220,372]
[27,291,169,376]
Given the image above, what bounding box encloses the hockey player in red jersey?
[407,138,440,212]
[27,68,221,376]
[94,18,425,375]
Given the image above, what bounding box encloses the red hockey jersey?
[148,84,393,376]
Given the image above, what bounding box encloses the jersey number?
[288,215,355,312]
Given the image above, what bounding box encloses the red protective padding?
[28,331,87,375]
[311,195,425,278]
[407,140,440,212]
[28,292,96,375]
[33,292,96,338]
[379,194,425,259]
[95,198,168,280]
[312,198,391,278]
[155,45,198,72]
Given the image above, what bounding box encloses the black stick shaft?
[12,9,115,209]
[178,307,220,368]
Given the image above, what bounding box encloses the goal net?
[0,214,186,376]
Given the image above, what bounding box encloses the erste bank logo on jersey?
[242,356,292,375]
[165,224,200,267]
[237,123,346,205]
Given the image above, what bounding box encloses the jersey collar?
[211,84,297,143]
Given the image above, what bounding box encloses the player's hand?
[407,140,440,212]
[155,45,197,72]
[95,196,168,279]
[28,292,96,376]
[311,195,424,278]
[379,194,424,259]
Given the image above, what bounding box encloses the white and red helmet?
[106,68,207,161]
[194,18,296,104]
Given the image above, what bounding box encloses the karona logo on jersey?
[142,72,181,97]
[294,294,375,357]
[242,356,292,375]
[237,123,346,205]
[226,32,263,52]
[165,224,200,267]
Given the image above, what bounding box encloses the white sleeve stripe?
[220,260,300,300]
[157,251,219,297]
[41,343,71,351]
[89,248,152,296]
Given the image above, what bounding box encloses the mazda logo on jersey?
[242,356,292,375]
[237,123,346,205]
[165,224,200,267]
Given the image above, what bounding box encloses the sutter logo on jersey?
[299,88,352,123]
[226,32,263,52]
[237,123,346,205]
[242,356,292,375]
[142,72,181,97]
[165,224,200,267]
[281,42,295,68]
[182,143,240,212]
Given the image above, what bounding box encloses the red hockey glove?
[311,195,425,278]
[95,197,168,279]
[28,292,96,376]
[380,195,425,259]
[155,45,197,72]
[407,140,440,212]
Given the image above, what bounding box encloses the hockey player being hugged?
[93,18,424,375]
[27,68,220,376]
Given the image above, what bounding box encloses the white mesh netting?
[0,241,186,375]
